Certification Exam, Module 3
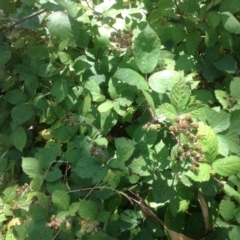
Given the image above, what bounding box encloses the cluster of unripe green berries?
[110,29,133,52]
[142,122,161,131]
[79,218,100,234]
[169,114,205,172]
[223,94,238,109]
[16,183,29,195]
[46,215,71,230]
[60,112,80,127]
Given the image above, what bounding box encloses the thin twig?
[0,9,47,38]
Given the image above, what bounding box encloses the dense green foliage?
[1,0,240,239]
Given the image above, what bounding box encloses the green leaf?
[156,103,177,120]
[184,104,206,120]
[230,77,240,100]
[198,122,218,163]
[221,12,240,34]
[176,54,196,71]
[47,12,73,41]
[52,190,70,211]
[217,134,229,157]
[78,200,98,220]
[220,0,240,13]
[113,68,149,91]
[51,79,68,103]
[98,100,114,113]
[85,79,105,102]
[170,80,191,112]
[3,185,18,203]
[119,210,139,230]
[207,108,230,133]
[229,226,240,240]
[51,126,76,143]
[148,70,180,94]
[213,55,239,74]
[133,25,161,73]
[115,138,134,163]
[128,156,150,177]
[74,157,101,179]
[45,169,62,182]
[224,184,240,203]
[152,179,175,203]
[186,163,211,182]
[22,157,42,178]
[11,105,33,125]
[207,11,221,29]
[142,90,155,110]
[213,156,240,177]
[4,89,29,105]
[230,110,240,134]
[10,126,27,151]
[215,90,229,108]
[186,31,201,54]
[219,199,236,221]
[218,130,240,154]
[0,0,16,14]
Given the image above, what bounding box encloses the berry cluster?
[110,29,133,52]
[223,94,238,109]
[79,218,100,234]
[60,112,80,127]
[169,114,205,172]
[142,122,161,131]
[46,215,71,230]
[16,183,29,195]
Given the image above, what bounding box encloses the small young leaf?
[10,126,27,151]
[133,25,161,73]
[212,156,240,177]
[113,68,149,91]
[52,190,70,211]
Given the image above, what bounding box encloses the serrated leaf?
[230,110,240,134]
[217,134,229,157]
[4,89,29,105]
[78,200,98,220]
[207,11,220,29]
[184,104,206,120]
[10,126,27,151]
[219,199,236,221]
[11,105,33,125]
[119,210,139,230]
[198,122,218,163]
[128,156,150,177]
[186,31,201,54]
[207,108,230,133]
[52,190,70,211]
[149,70,180,93]
[133,25,161,73]
[113,68,149,91]
[115,138,134,162]
[51,126,76,143]
[213,156,240,177]
[22,157,42,178]
[170,80,191,112]
[51,79,68,103]
[0,51,11,66]
[221,12,240,34]
[218,130,240,154]
[3,185,18,203]
[45,168,62,182]
[74,157,101,179]
[156,103,177,120]
[229,226,240,240]
[98,100,114,113]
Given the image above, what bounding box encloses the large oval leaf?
[133,25,161,74]
[114,68,149,91]
[212,156,240,177]
[149,70,180,93]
